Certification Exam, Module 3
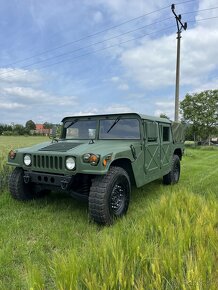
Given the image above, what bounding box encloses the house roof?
[35,124,44,130]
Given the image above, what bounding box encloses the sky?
[0,0,218,125]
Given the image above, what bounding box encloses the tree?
[13,124,26,135]
[25,120,36,131]
[160,113,171,120]
[43,122,53,129]
[180,90,218,144]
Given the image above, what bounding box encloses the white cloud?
[111,76,120,82]
[0,102,27,109]
[119,23,218,89]
[118,83,129,90]
[154,100,175,119]
[74,104,132,116]
[155,101,174,108]
[104,104,132,113]
[0,68,42,84]
[89,0,169,21]
[3,86,78,106]
[3,87,48,99]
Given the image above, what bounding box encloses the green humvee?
[8,113,184,225]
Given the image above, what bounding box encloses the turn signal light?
[9,150,16,159]
[83,153,100,166]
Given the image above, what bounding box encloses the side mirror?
[49,126,58,142]
[51,126,57,138]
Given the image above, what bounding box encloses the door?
[143,121,161,180]
[159,123,173,172]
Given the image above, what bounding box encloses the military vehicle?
[8,113,184,225]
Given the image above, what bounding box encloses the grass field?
[0,136,217,290]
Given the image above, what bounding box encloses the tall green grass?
[0,136,217,289]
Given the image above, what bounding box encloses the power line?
[0,15,217,81]
[190,15,218,23]
[0,0,207,71]
[183,6,218,15]
[0,7,217,79]
[0,25,175,81]
[1,0,195,69]
[11,18,174,70]
[2,5,170,68]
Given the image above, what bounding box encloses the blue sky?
[0,0,217,124]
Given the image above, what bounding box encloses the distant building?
[34,124,51,135]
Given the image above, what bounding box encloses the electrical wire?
[2,5,170,68]
[12,18,174,70]
[1,0,196,68]
[0,0,213,68]
[0,25,175,81]
[0,8,217,80]
[0,15,217,80]
[183,6,218,15]
[17,6,218,70]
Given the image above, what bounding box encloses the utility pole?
[171,4,187,122]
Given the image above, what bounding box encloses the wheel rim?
[110,182,127,215]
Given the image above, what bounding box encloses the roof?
[35,124,44,130]
[62,113,171,124]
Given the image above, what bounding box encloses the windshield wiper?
[64,119,78,129]
[107,116,121,133]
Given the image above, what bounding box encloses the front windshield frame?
[62,116,142,140]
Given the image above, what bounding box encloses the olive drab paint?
[7,113,184,224]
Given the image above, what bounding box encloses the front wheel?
[89,166,131,225]
[163,154,180,185]
[9,167,40,200]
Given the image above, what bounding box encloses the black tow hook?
[23,174,30,184]
[60,178,69,190]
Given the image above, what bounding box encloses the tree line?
[0,120,53,136]
[1,89,217,141]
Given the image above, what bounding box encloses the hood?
[30,140,139,156]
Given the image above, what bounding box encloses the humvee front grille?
[33,155,63,170]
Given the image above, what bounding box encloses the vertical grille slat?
[46,156,49,168]
[59,157,63,170]
[37,155,40,167]
[41,156,44,168]
[50,156,53,169]
[33,155,36,167]
[32,155,63,170]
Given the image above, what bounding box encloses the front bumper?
[23,171,73,189]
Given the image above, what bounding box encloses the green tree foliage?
[13,124,27,135]
[43,122,53,129]
[0,124,12,135]
[25,120,36,132]
[160,113,171,120]
[180,90,218,142]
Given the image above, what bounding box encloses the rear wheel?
[163,155,180,185]
[9,167,46,200]
[89,166,130,225]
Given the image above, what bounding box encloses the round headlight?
[66,157,76,170]
[24,154,31,166]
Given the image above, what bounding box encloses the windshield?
[63,120,97,139]
[99,118,140,139]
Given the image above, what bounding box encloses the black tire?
[89,166,131,225]
[163,154,180,185]
[9,167,37,200]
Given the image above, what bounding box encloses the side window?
[147,122,158,142]
[163,126,170,142]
